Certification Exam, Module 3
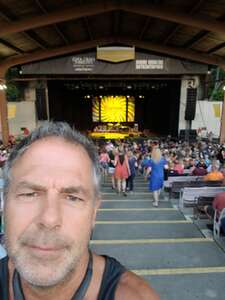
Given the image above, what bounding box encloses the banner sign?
[21,51,207,75]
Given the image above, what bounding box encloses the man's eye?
[20,192,39,197]
[66,195,82,202]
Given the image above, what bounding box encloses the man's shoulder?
[115,270,160,300]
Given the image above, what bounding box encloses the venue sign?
[21,52,207,75]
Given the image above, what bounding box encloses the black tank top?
[0,255,126,300]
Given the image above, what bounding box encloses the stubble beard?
[5,227,90,288]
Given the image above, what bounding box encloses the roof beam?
[113,10,121,37]
[79,0,93,40]
[0,38,115,70]
[139,17,153,40]
[183,30,208,48]
[207,42,225,54]
[163,0,205,45]
[182,12,225,49]
[0,38,24,54]
[0,2,47,49]
[1,37,225,71]
[0,2,117,37]
[34,0,70,44]
[1,2,225,37]
[119,38,225,68]
[123,3,225,36]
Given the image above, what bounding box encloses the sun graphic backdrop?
[92,96,135,122]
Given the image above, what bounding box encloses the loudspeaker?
[185,88,197,121]
[35,88,48,120]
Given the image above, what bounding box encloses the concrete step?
[148,273,225,300]
[93,222,203,240]
[91,239,225,270]
[96,209,185,221]
[100,200,173,209]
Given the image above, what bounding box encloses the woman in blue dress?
[146,148,168,207]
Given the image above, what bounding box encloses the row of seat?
[165,175,225,239]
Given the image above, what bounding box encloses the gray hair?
[3,122,101,199]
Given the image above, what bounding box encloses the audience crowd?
[1,135,225,236]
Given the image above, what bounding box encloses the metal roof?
[0,0,225,73]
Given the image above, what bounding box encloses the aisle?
[91,175,225,300]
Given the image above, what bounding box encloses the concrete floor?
[92,175,225,300]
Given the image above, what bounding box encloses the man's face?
[4,137,99,287]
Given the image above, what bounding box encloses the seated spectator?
[188,158,196,173]
[168,161,179,176]
[207,159,220,173]
[220,162,225,177]
[204,191,225,227]
[173,159,184,175]
[203,165,224,181]
[191,160,208,176]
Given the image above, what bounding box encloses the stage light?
[86,95,90,99]
[127,85,132,89]
[127,95,130,98]
[99,85,104,89]
[99,95,102,98]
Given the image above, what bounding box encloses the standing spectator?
[126,150,137,194]
[145,148,168,207]
[99,148,110,181]
[114,150,130,196]
[108,149,117,190]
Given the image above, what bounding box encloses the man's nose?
[38,192,62,230]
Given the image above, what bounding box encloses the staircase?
[91,175,225,300]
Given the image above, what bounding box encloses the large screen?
[92,95,135,122]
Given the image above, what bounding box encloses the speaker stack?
[185,87,197,121]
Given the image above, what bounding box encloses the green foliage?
[6,82,20,101]
[208,68,225,101]
[5,68,21,101]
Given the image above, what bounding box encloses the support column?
[0,70,9,146]
[220,88,225,144]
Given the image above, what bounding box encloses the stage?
[89,131,142,140]
[89,123,141,139]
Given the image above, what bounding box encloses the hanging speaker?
[185,88,197,121]
[35,88,48,120]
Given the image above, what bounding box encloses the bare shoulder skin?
[115,271,160,300]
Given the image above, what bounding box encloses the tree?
[5,68,21,101]
[208,67,225,101]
